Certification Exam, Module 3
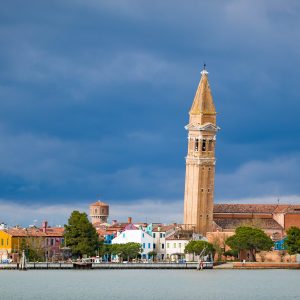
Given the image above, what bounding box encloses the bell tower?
[183,66,219,235]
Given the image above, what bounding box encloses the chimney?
[42,221,48,233]
[128,217,132,224]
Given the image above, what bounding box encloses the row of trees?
[63,211,300,262]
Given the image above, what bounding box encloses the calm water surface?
[0,269,299,300]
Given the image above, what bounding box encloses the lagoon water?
[1,269,300,300]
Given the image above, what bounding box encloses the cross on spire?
[201,63,208,75]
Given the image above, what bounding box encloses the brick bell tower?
[183,66,219,235]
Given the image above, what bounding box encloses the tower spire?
[189,66,216,125]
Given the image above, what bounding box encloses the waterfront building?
[111,226,153,260]
[165,233,190,262]
[89,200,109,225]
[152,224,176,261]
[183,66,219,235]
[211,204,300,236]
[0,222,64,262]
[182,69,300,239]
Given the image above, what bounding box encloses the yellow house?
[0,230,12,261]
[0,230,12,250]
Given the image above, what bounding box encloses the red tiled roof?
[213,204,300,214]
[5,227,64,237]
[214,204,278,214]
[213,218,283,230]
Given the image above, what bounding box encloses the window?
[143,243,145,249]
[142,233,145,238]
[167,243,170,248]
[173,243,176,248]
[153,233,156,238]
[123,233,125,238]
[162,243,165,249]
[163,234,165,238]
[7,239,9,246]
[153,243,156,249]
[202,139,206,151]
[179,243,181,248]
[160,233,163,238]
[148,243,151,249]
[208,189,210,193]
[1,239,3,246]
[195,138,199,151]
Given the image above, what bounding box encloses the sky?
[0,0,300,226]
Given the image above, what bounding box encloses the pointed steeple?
[189,65,216,125]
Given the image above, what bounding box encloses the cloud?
[0,198,183,227]
[0,0,300,215]
[216,154,300,200]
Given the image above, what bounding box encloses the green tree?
[223,249,239,259]
[225,226,273,262]
[110,243,142,261]
[64,211,99,258]
[124,242,143,261]
[184,240,214,259]
[284,226,300,255]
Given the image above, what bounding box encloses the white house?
[166,233,190,262]
[152,224,176,261]
[112,226,153,260]
[166,232,208,262]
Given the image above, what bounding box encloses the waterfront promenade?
[1,261,300,270]
[0,262,201,270]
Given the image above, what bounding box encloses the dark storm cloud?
[0,0,300,224]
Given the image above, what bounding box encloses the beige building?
[152,225,175,261]
[89,200,109,225]
[183,66,219,235]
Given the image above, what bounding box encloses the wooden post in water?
[19,250,27,271]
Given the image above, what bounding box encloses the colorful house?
[0,222,64,262]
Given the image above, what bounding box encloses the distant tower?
[183,67,219,235]
[89,201,109,224]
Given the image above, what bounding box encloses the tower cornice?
[185,122,220,132]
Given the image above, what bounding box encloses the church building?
[183,67,300,237]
